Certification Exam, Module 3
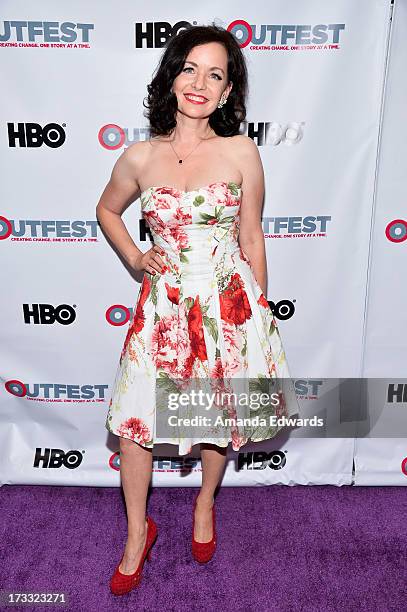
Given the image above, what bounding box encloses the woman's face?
[171,42,233,118]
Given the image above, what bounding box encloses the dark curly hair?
[143,24,248,138]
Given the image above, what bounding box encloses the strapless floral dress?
[105,181,300,456]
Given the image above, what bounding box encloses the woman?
[96,24,299,596]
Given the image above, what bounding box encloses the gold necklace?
[168,127,214,164]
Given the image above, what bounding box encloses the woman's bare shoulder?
[222,134,258,167]
[227,134,257,153]
[118,141,152,187]
[124,140,151,159]
[124,136,168,160]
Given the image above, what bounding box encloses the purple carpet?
[0,484,406,611]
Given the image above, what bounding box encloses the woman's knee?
[119,437,152,454]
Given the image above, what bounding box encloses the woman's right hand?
[133,244,167,275]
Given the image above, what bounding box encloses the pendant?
[179,159,183,164]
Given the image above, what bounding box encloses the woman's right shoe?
[109,516,158,596]
[192,493,216,563]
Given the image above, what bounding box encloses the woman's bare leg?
[118,437,153,574]
[194,443,227,542]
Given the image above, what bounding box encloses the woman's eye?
[182,67,222,80]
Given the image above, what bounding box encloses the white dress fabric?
[106,181,300,455]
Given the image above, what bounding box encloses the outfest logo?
[226,20,345,50]
[262,215,332,238]
[0,20,94,48]
[108,451,202,472]
[0,215,99,241]
[5,379,108,402]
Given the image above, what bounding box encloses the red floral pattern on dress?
[106,181,300,456]
[219,272,252,325]
[258,293,269,309]
[120,274,151,363]
[165,283,179,305]
[188,295,208,363]
[151,312,182,375]
[221,320,243,376]
[118,417,151,444]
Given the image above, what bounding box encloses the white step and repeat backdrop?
[355,0,407,484]
[1,0,404,487]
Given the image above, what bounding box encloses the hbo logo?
[238,451,287,470]
[8,122,66,148]
[23,303,76,325]
[33,448,84,469]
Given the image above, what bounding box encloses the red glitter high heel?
[110,516,157,596]
[192,493,216,563]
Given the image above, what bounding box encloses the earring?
[217,96,227,108]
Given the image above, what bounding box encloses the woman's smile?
[184,93,209,104]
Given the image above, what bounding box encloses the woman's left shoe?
[191,492,216,563]
[109,516,158,596]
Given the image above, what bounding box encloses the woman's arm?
[96,144,144,269]
[236,136,267,296]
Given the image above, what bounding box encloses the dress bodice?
[140,181,242,281]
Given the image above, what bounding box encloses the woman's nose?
[192,73,206,89]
